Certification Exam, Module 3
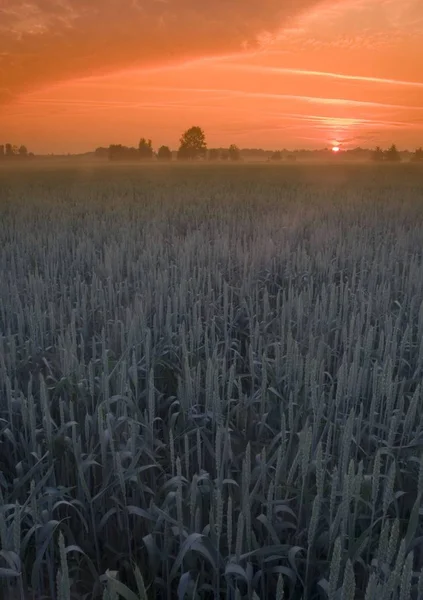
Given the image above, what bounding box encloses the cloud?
[0,0,338,101]
[20,85,423,112]
[218,64,423,88]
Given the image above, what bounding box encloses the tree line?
[105,127,242,161]
[2,132,423,162]
[0,143,33,159]
[104,128,423,163]
[372,144,423,162]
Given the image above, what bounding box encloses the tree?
[270,151,282,161]
[157,145,172,160]
[94,147,109,158]
[5,143,14,157]
[411,147,423,162]
[139,138,153,159]
[384,144,401,162]
[0,145,4,158]
[108,144,139,160]
[208,149,220,161]
[228,144,241,161]
[220,150,229,161]
[177,126,207,160]
[18,145,28,157]
[109,144,123,160]
[372,146,384,162]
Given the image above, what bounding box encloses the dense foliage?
[0,163,423,600]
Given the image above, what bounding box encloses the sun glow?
[332,145,340,153]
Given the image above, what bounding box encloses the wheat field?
[0,161,423,600]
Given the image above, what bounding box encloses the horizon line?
[7,145,419,156]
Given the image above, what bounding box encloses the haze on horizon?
[1,0,422,154]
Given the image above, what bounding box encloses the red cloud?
[0,0,340,101]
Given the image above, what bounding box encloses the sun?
[332,145,340,153]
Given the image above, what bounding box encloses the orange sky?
[1,0,422,153]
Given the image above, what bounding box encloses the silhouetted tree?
[139,138,153,159]
[372,146,385,161]
[109,145,122,160]
[177,126,207,160]
[1,143,33,158]
[228,144,241,161]
[220,150,229,161]
[384,144,401,162]
[270,151,282,161]
[411,147,423,162]
[108,144,139,160]
[157,145,172,160]
[94,147,109,158]
[208,149,220,161]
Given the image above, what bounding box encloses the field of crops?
[0,161,423,600]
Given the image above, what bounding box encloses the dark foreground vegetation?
[0,162,423,599]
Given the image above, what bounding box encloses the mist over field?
[0,162,423,599]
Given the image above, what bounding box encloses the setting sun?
[332,146,340,153]
[1,0,422,153]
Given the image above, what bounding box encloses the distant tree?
[94,147,109,158]
[0,145,4,158]
[5,143,14,157]
[411,147,423,162]
[157,145,172,160]
[228,144,241,161]
[139,138,153,159]
[108,144,139,160]
[177,126,207,160]
[208,148,220,161]
[18,145,28,157]
[384,144,401,162]
[220,150,229,161]
[372,146,385,162]
[109,144,122,160]
[270,151,282,161]
[286,154,297,162]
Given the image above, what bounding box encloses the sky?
[1,0,422,153]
